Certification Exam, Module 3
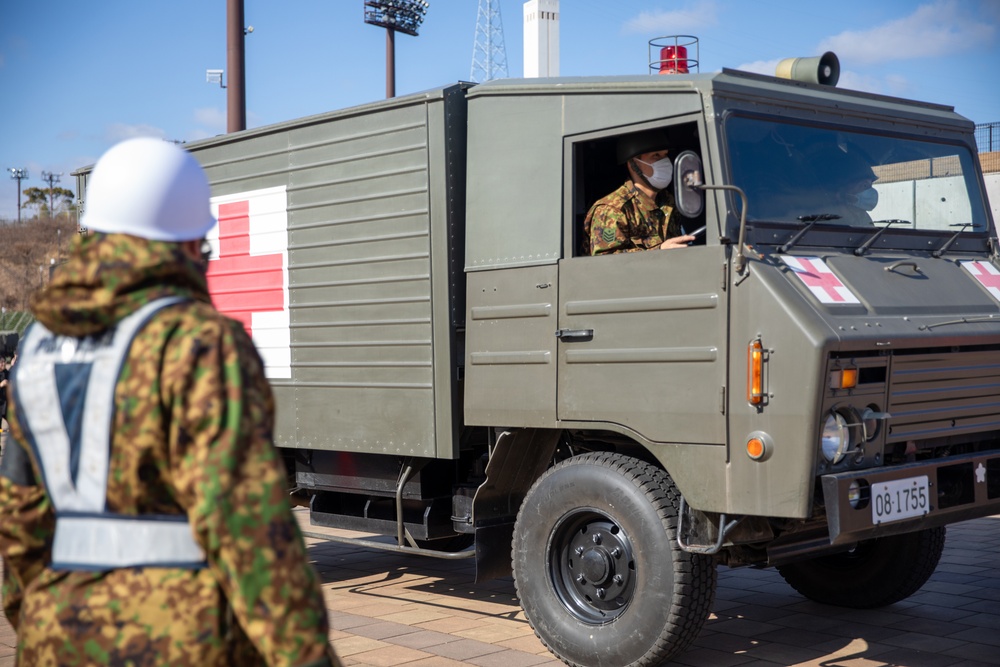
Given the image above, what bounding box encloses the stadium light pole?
[227,0,247,132]
[7,168,28,224]
[363,1,429,99]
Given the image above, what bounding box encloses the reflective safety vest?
[13,297,207,571]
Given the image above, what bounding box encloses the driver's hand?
[659,235,695,250]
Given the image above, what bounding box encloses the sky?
[1,0,999,220]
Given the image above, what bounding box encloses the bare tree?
[0,215,77,311]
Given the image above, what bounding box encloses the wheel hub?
[551,513,637,623]
[579,547,611,585]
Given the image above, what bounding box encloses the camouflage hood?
[31,232,212,337]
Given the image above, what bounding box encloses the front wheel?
[512,452,716,667]
[776,527,945,608]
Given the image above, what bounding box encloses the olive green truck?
[75,60,1000,666]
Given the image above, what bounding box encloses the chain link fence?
[975,122,1000,153]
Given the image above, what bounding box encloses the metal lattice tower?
[470,0,508,82]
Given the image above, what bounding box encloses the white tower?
[523,0,559,78]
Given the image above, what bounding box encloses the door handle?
[555,329,594,341]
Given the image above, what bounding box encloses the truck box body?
[176,85,467,462]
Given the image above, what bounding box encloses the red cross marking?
[206,200,284,337]
[794,258,850,302]
[964,261,1000,301]
[968,262,1000,288]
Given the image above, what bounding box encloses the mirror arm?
[696,184,750,275]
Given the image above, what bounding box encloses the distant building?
[523,0,559,78]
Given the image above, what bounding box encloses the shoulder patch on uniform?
[601,227,616,243]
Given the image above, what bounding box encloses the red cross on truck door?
[207,186,291,379]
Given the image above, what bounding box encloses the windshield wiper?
[778,214,841,253]
[855,219,910,256]
[932,223,972,258]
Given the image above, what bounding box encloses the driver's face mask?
[635,157,673,190]
[850,186,879,211]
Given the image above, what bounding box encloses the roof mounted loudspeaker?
[775,51,840,86]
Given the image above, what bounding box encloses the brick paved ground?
[0,512,997,666]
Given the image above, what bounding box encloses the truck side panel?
[192,89,466,459]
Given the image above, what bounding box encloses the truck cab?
[457,71,999,663]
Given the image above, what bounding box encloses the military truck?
[74,56,1000,666]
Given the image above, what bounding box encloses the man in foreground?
[0,137,340,666]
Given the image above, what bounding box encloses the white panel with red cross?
[961,261,1000,302]
[780,256,861,305]
[207,186,291,379]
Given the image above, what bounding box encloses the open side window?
[568,121,705,257]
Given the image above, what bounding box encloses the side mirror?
[673,150,705,218]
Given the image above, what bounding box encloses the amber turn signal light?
[747,339,763,405]
[830,367,858,390]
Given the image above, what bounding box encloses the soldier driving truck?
[71,51,1000,667]
[583,128,697,254]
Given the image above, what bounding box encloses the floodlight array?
[364,0,429,37]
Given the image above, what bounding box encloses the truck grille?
[886,349,1000,443]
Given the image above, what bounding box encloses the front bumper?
[822,450,1000,545]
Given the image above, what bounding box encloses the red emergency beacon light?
[648,36,699,75]
[659,45,689,74]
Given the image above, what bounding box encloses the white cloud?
[836,70,885,95]
[883,73,913,97]
[104,123,167,143]
[623,1,718,35]
[734,59,782,76]
[818,0,996,65]
[194,106,226,132]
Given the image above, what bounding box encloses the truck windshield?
[725,116,990,234]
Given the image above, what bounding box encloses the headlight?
[821,412,852,463]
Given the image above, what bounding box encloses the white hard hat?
[81,137,216,242]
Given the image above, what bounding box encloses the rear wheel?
[512,452,716,667]
[777,527,945,608]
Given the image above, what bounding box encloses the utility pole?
[7,168,28,224]
[227,0,247,132]
[41,171,62,217]
[364,1,429,99]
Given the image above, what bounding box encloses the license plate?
[871,475,930,524]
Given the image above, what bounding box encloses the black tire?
[776,527,945,608]
[512,452,717,667]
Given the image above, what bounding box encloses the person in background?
[583,128,696,255]
[809,144,879,226]
[0,137,340,667]
[0,356,8,442]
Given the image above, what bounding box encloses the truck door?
[556,246,729,444]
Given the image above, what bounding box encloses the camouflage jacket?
[0,233,339,667]
[583,180,684,255]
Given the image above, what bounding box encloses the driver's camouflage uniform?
[583,181,684,255]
